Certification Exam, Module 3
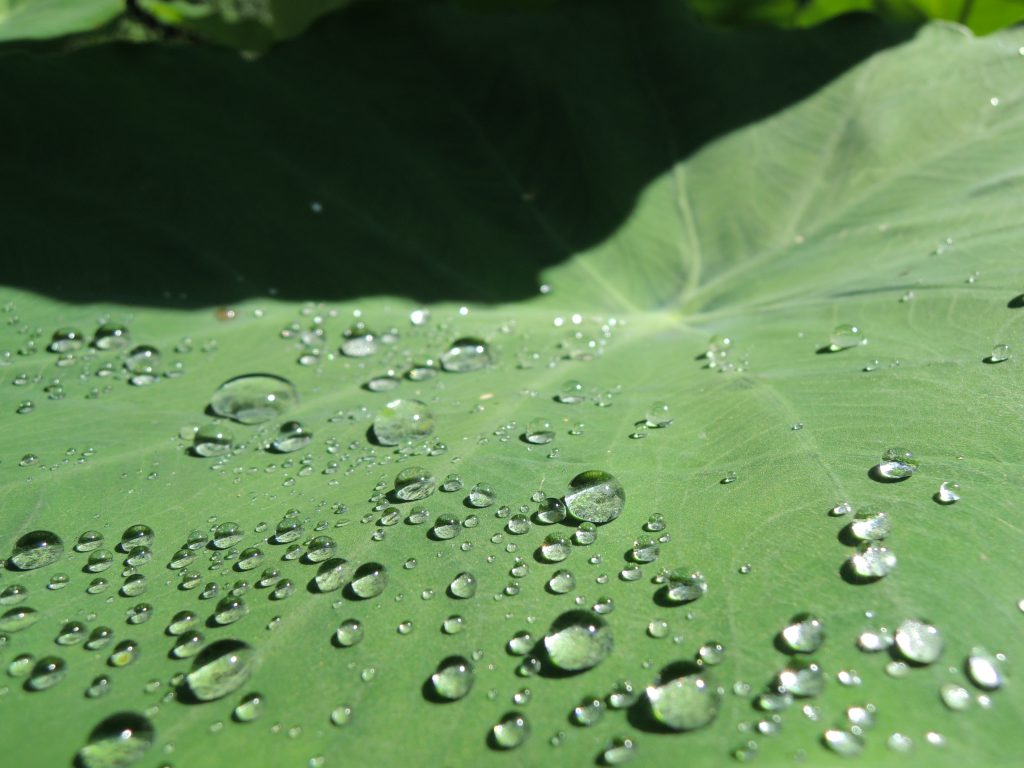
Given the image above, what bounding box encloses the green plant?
[0,2,1020,767]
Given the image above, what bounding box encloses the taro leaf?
[0,3,1021,768]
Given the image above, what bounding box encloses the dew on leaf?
[430,655,475,701]
[877,447,918,479]
[894,619,942,664]
[646,668,720,731]
[209,374,298,425]
[394,466,436,501]
[9,530,64,570]
[184,639,254,701]
[564,470,625,524]
[77,712,154,768]
[543,610,612,672]
[491,712,529,749]
[270,421,313,453]
[372,399,434,446]
[441,337,491,372]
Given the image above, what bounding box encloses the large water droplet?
[335,619,363,647]
[9,530,64,570]
[849,509,891,541]
[440,338,491,373]
[777,659,824,697]
[662,568,707,603]
[449,572,477,599]
[524,418,555,445]
[848,542,897,580]
[894,619,942,664]
[645,668,720,731]
[314,559,354,593]
[372,399,434,446]
[350,563,388,599]
[822,729,864,757]
[394,466,436,501]
[877,448,918,480]
[564,471,625,524]
[185,639,254,701]
[77,712,155,768]
[431,655,475,701]
[543,610,613,672]
[209,374,298,425]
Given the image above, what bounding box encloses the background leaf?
[0,0,123,42]
[0,3,1021,768]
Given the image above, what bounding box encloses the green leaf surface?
[0,0,123,42]
[686,0,1024,34]
[1,3,1022,768]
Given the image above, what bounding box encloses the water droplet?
[828,324,865,351]
[185,639,254,701]
[234,692,264,722]
[547,570,576,594]
[441,474,464,493]
[887,732,914,753]
[213,596,248,625]
[77,712,154,768]
[822,729,864,757]
[564,471,625,524]
[506,514,531,535]
[468,483,497,508]
[167,611,198,636]
[442,615,464,634]
[540,533,572,563]
[543,610,612,672]
[441,337,491,373]
[75,531,105,553]
[119,525,154,552]
[780,614,824,653]
[372,399,434,446]
[535,497,567,525]
[573,523,597,546]
[108,639,139,667]
[209,374,298,425]
[646,668,720,731]
[0,607,38,635]
[491,712,529,749]
[330,705,353,726]
[663,568,707,603]
[556,380,586,404]
[335,619,363,647]
[191,423,233,457]
[507,631,533,656]
[631,535,659,564]
[315,559,354,593]
[523,417,556,445]
[430,655,474,701]
[92,322,131,351]
[270,421,312,453]
[721,470,737,484]
[571,695,604,726]
[394,466,436,501]
[849,508,891,541]
[9,530,63,570]
[432,514,461,540]
[340,323,378,357]
[848,542,897,580]
[350,562,388,599]
[940,683,971,711]
[304,535,337,563]
[937,481,961,504]
[644,513,666,532]
[988,344,1011,363]
[777,659,824,697]
[698,642,725,665]
[877,448,918,479]
[966,646,1003,690]
[25,656,65,691]
[449,572,477,599]
[894,619,942,664]
[647,620,669,639]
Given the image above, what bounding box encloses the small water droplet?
[394,466,436,501]
[936,481,961,504]
[828,324,865,351]
[491,712,530,749]
[372,399,434,446]
[270,421,313,453]
[779,614,824,653]
[894,619,942,664]
[987,344,1010,363]
[234,692,264,722]
[966,646,1003,690]
[441,338,491,373]
[877,447,918,480]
